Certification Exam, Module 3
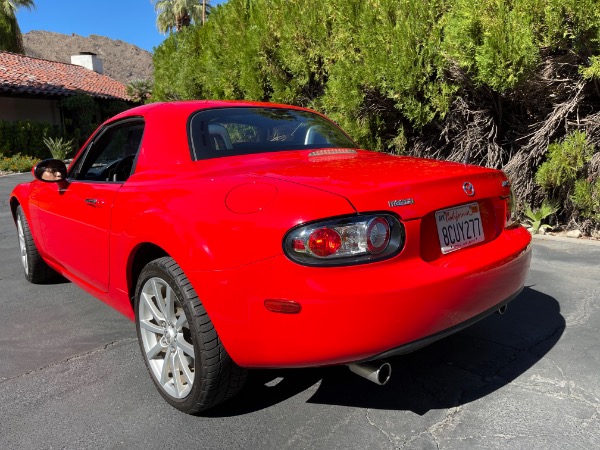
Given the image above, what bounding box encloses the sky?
[16,0,227,53]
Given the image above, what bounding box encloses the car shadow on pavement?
[41,273,70,285]
[207,287,564,417]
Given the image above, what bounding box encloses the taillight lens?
[308,228,342,256]
[505,186,518,228]
[284,214,404,266]
[366,217,390,253]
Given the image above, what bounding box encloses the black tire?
[134,257,247,414]
[16,205,56,284]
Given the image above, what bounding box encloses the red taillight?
[284,214,405,266]
[293,239,306,251]
[505,188,517,227]
[308,228,341,257]
[366,217,390,253]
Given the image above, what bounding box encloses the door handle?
[85,198,105,207]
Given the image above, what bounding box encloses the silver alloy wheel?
[17,217,28,273]
[138,276,195,399]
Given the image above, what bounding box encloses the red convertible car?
[10,101,531,413]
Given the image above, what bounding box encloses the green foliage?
[0,9,23,52]
[0,0,35,53]
[524,201,558,233]
[152,0,210,34]
[581,55,600,80]
[444,0,540,92]
[535,131,599,225]
[571,179,600,221]
[152,0,600,136]
[43,136,74,160]
[152,0,600,151]
[153,0,457,150]
[0,120,57,158]
[541,0,600,51]
[0,0,35,15]
[0,153,39,173]
[535,131,594,188]
[126,79,153,104]
[322,0,455,147]
[60,95,99,146]
[98,99,130,119]
[60,95,129,147]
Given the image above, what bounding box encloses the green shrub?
[43,136,74,160]
[151,0,600,161]
[0,120,57,158]
[59,95,129,147]
[60,95,99,147]
[571,179,600,221]
[0,154,40,173]
[535,131,598,225]
[581,56,600,81]
[524,201,559,234]
[535,131,594,188]
[443,0,540,92]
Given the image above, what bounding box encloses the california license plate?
[436,202,485,254]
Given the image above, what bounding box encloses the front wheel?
[134,257,247,414]
[16,205,56,283]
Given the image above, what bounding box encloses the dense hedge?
[152,0,600,231]
[0,120,58,159]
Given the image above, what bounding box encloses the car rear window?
[188,107,356,160]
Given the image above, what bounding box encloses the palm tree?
[0,0,35,53]
[126,78,153,104]
[152,0,211,34]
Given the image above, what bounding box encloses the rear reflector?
[264,299,302,314]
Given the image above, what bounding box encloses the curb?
[532,233,600,247]
[0,172,29,177]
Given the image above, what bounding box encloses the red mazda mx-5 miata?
[9,101,531,413]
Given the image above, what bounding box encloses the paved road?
[1,173,599,449]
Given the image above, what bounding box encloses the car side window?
[70,120,144,182]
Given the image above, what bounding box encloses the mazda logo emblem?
[463,182,475,196]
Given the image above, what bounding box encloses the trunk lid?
[251,149,509,220]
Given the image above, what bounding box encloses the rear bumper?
[362,287,521,362]
[191,222,532,368]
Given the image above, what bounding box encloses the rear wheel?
[16,205,56,283]
[134,257,247,414]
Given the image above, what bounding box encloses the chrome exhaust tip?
[497,304,508,315]
[347,361,392,385]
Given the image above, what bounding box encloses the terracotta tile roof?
[0,51,129,101]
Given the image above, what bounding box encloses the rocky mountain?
[23,30,153,85]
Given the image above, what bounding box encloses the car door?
[33,119,144,292]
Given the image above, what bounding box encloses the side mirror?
[33,159,68,183]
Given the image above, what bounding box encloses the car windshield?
[188,107,356,160]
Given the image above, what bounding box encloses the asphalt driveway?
[1,173,599,449]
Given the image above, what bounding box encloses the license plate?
[435,202,485,254]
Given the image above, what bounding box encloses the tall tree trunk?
[175,13,191,32]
